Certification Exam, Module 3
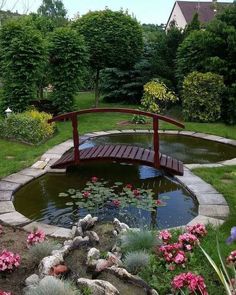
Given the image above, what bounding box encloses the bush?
[123,250,150,274]
[182,71,225,122]
[120,230,159,253]
[28,241,61,264]
[141,80,178,114]
[0,110,55,144]
[25,276,80,295]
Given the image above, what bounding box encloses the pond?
[14,162,198,229]
[84,133,236,164]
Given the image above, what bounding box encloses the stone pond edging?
[0,129,235,237]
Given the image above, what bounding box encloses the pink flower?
[82,191,90,199]
[91,176,98,182]
[112,199,121,208]
[0,250,20,272]
[226,250,236,266]
[173,251,186,264]
[125,184,132,189]
[157,243,187,266]
[155,199,163,206]
[187,223,207,238]
[27,229,46,246]
[159,230,172,244]
[0,291,12,295]
[178,233,199,251]
[172,272,208,295]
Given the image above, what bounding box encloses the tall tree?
[184,12,201,36]
[73,9,143,107]
[37,0,67,27]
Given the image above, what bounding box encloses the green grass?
[0,91,236,178]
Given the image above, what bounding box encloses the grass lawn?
[0,91,236,178]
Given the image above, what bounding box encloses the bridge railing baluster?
[153,117,160,168]
[71,115,80,164]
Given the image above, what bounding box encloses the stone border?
[1,130,235,237]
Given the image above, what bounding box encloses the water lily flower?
[226,227,236,244]
[82,191,90,199]
[155,199,163,206]
[133,189,140,197]
[91,176,98,183]
[112,199,121,208]
[125,184,132,189]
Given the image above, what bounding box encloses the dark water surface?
[14,162,198,229]
[84,133,236,164]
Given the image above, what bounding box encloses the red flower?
[133,189,140,198]
[155,199,163,206]
[125,184,132,189]
[112,199,121,208]
[91,176,98,182]
[0,291,12,295]
[82,191,90,199]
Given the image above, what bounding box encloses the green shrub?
[182,71,226,122]
[28,241,61,264]
[123,250,150,274]
[25,276,80,295]
[0,109,55,144]
[120,230,159,253]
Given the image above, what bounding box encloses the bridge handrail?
[48,108,185,129]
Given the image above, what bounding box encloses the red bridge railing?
[48,108,185,168]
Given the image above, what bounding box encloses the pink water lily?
[112,199,121,207]
[91,176,98,182]
[125,184,132,189]
[82,191,90,199]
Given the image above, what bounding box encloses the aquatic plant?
[28,241,61,264]
[120,230,159,253]
[123,250,150,274]
[24,276,80,295]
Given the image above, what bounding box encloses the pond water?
[83,133,236,164]
[14,162,198,229]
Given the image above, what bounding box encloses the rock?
[51,245,71,257]
[87,247,100,267]
[107,252,122,266]
[113,218,129,234]
[49,264,69,276]
[149,289,159,295]
[25,274,39,287]
[85,230,100,245]
[95,259,110,272]
[39,253,64,277]
[71,236,90,249]
[77,278,119,295]
[77,214,98,235]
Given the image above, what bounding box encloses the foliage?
[141,80,178,113]
[28,241,61,265]
[182,71,225,122]
[59,177,167,220]
[0,20,46,113]
[73,9,143,106]
[123,250,150,274]
[25,276,80,295]
[0,110,55,144]
[184,13,201,37]
[120,230,159,253]
[0,250,20,272]
[48,27,87,113]
[131,114,147,124]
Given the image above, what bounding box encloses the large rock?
[71,236,90,249]
[39,253,64,277]
[76,214,98,236]
[77,278,119,295]
[87,248,100,268]
[25,274,39,287]
[85,230,100,245]
[113,218,129,234]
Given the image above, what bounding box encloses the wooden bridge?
[48,108,185,176]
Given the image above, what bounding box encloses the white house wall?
[166,2,187,30]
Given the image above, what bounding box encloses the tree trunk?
[94,69,100,108]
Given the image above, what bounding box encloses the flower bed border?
[0,130,235,238]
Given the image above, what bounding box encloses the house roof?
[167,1,232,26]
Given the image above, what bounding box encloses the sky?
[2,0,234,25]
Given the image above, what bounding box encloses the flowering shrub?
[158,243,187,268]
[178,233,199,251]
[158,230,172,244]
[0,250,20,272]
[187,223,207,238]
[27,229,46,246]
[172,272,208,295]
[0,291,12,295]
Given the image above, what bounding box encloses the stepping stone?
[0,201,15,214]
[3,173,33,184]
[0,191,13,201]
[23,222,61,235]
[32,161,48,169]
[187,215,225,227]
[0,211,30,226]
[0,181,20,191]
[19,168,46,178]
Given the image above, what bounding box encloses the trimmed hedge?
[182,71,225,122]
[0,110,55,145]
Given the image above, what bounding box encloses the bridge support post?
[153,117,160,168]
[71,115,80,164]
